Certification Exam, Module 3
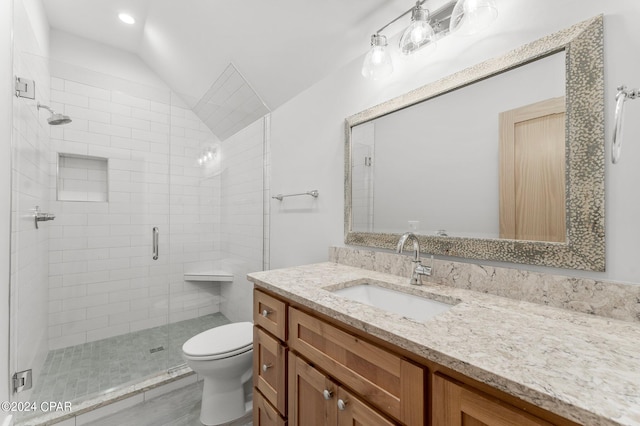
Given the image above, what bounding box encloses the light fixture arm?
[375,0,428,35]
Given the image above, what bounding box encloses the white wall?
[50,30,167,90]
[270,0,640,285]
[0,0,13,413]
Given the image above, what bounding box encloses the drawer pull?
[323,389,333,400]
[337,399,348,411]
[262,309,272,317]
[262,363,273,372]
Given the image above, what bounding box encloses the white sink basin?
[331,283,453,322]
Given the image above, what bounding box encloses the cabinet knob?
[262,363,272,373]
[323,389,333,400]
[262,309,271,317]
[337,399,348,411]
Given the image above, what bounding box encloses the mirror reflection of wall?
[350,51,566,241]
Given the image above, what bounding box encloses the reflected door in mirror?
[499,97,566,242]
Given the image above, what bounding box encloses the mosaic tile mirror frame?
[344,16,605,271]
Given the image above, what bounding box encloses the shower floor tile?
[30,313,230,406]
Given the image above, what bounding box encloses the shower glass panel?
[10,5,268,421]
[10,52,174,420]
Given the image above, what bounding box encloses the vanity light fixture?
[450,0,498,36]
[399,4,436,55]
[362,0,498,80]
[118,13,136,25]
[361,34,394,80]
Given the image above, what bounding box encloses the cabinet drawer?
[254,390,287,426]
[432,374,553,426]
[288,308,425,426]
[254,326,287,415]
[254,289,287,341]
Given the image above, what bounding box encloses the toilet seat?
[182,321,253,361]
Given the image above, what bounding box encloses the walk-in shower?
[10,49,268,424]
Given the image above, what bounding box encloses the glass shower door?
[9,51,173,419]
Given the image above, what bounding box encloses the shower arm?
[37,102,54,113]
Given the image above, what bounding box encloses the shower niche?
[57,153,108,202]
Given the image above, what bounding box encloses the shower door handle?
[152,227,159,260]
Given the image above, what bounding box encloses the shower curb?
[15,367,196,426]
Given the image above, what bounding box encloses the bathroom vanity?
[250,261,640,426]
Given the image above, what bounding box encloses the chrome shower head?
[37,102,72,126]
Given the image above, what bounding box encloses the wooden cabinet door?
[255,327,287,415]
[432,374,553,426]
[289,353,337,426]
[337,387,397,426]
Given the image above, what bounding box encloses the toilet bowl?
[182,322,253,426]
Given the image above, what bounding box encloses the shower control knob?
[262,363,272,372]
[262,309,271,317]
[323,389,333,400]
[337,399,348,411]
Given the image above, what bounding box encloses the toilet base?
[199,379,247,426]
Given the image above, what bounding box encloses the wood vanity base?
[252,288,580,426]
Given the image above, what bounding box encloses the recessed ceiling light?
[118,13,135,25]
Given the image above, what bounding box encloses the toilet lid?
[182,322,253,358]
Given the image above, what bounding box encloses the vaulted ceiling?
[42,0,418,110]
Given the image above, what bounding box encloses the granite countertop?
[248,262,640,426]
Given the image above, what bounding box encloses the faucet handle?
[414,255,434,285]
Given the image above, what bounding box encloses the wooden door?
[432,374,553,426]
[499,97,566,242]
[337,387,397,426]
[288,353,337,426]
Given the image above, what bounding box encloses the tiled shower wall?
[219,116,268,322]
[47,64,223,349]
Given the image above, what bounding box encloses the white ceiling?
[42,0,415,110]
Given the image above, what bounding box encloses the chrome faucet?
[396,232,432,285]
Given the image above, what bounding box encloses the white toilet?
[182,322,254,426]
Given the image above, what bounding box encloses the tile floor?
[84,381,252,426]
[30,313,230,406]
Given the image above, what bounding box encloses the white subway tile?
[112,114,151,131]
[89,98,132,116]
[86,301,130,318]
[112,92,150,109]
[61,293,109,311]
[64,128,110,146]
[51,89,89,107]
[65,80,111,100]
[89,121,132,138]
[86,323,131,342]
[66,104,111,124]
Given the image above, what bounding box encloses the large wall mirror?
[345,16,604,271]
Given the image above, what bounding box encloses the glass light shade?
[118,13,136,25]
[361,35,394,80]
[399,8,436,55]
[449,0,498,36]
